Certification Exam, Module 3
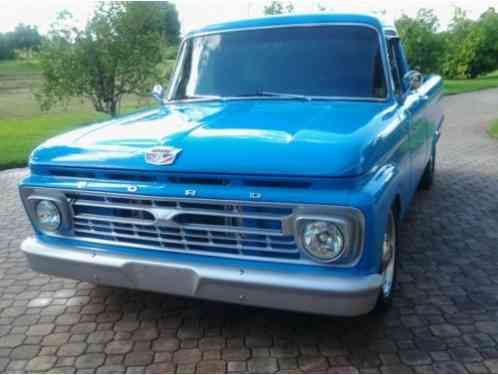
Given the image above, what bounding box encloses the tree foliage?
[264,1,294,15]
[0,24,42,60]
[37,2,180,117]
[396,7,498,79]
[465,8,498,78]
[395,9,445,74]
[160,1,181,45]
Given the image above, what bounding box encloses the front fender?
[354,105,412,273]
[355,163,402,273]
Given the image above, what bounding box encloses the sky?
[0,0,496,34]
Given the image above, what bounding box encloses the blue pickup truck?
[19,14,444,316]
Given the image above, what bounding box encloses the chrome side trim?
[167,22,393,102]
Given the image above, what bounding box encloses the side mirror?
[403,71,423,92]
[152,84,165,104]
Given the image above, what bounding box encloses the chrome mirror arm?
[152,84,166,105]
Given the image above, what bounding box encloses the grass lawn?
[1,112,108,169]
[0,60,154,170]
[444,70,498,95]
[489,119,498,139]
[0,60,41,77]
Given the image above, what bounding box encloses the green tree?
[0,24,42,61]
[264,1,294,15]
[395,9,445,74]
[441,7,479,78]
[470,8,498,77]
[37,2,177,117]
[441,7,498,78]
[12,24,42,51]
[0,33,14,60]
[161,2,181,45]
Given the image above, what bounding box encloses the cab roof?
[187,13,396,38]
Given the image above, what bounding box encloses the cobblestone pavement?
[0,89,498,374]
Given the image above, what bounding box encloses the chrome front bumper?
[21,237,382,316]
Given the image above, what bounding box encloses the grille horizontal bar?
[66,192,302,261]
[74,226,298,254]
[74,220,295,245]
[74,198,288,220]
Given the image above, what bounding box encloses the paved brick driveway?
[0,89,497,374]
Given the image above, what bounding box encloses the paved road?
[0,89,497,373]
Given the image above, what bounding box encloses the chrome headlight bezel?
[293,206,365,265]
[20,188,72,235]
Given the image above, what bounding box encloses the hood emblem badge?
[145,147,182,166]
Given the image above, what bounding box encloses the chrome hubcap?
[381,212,396,298]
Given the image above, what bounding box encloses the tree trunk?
[109,101,117,118]
[104,98,118,118]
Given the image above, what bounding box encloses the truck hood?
[31,100,397,178]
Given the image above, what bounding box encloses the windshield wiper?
[177,95,224,101]
[253,91,313,101]
[176,92,312,102]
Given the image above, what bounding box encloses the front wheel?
[374,209,398,311]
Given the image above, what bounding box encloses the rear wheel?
[374,209,397,311]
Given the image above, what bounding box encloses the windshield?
[170,25,388,101]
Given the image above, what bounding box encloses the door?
[387,38,431,189]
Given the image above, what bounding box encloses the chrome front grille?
[66,192,301,261]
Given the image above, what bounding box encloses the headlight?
[301,221,345,262]
[35,200,61,233]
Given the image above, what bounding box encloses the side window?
[387,39,403,96]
